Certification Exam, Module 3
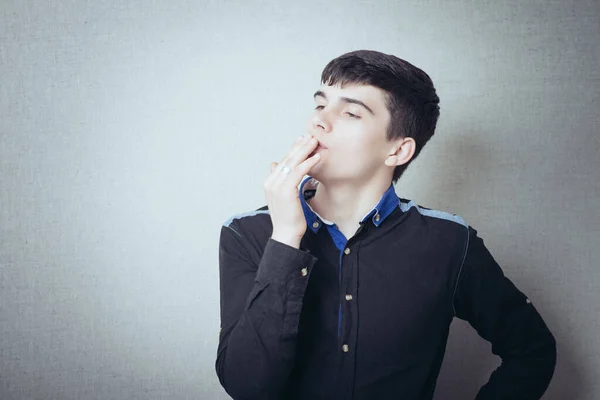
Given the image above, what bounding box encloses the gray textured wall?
[1,1,598,399]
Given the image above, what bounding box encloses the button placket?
[339,246,354,353]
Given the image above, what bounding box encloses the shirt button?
[312,221,320,228]
[342,344,349,352]
[301,267,308,276]
[345,294,353,301]
[344,247,351,255]
[375,214,381,222]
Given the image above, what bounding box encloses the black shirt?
[216,176,556,400]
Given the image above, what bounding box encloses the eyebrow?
[313,90,375,115]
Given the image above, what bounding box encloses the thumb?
[270,162,278,173]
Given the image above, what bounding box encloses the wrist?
[271,233,302,249]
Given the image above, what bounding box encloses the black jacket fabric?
[216,177,556,400]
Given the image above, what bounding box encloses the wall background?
[1,0,598,399]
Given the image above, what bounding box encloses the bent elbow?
[215,349,280,400]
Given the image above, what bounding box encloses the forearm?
[217,237,317,399]
[454,226,557,400]
[475,305,557,400]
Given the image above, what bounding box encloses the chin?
[308,165,324,181]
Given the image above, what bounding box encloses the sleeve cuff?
[255,238,319,295]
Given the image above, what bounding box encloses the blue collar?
[299,176,399,234]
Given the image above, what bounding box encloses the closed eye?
[315,105,360,119]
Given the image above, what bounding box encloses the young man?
[216,50,556,400]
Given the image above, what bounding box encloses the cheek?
[334,137,379,164]
[344,127,380,152]
[328,121,382,154]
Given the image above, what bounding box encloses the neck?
[308,176,392,228]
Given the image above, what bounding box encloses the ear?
[384,137,416,167]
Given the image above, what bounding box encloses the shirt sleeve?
[453,226,557,400]
[215,222,318,400]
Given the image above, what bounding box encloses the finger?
[273,152,321,188]
[264,162,279,188]
[278,134,312,165]
[286,137,319,168]
[279,136,318,170]
[266,159,291,188]
[295,153,321,178]
[267,135,317,190]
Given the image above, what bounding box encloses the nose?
[310,108,332,133]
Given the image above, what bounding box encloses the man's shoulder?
[221,205,272,241]
[222,205,269,227]
[398,197,468,229]
[396,198,471,258]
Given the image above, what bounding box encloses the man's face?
[305,83,394,184]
